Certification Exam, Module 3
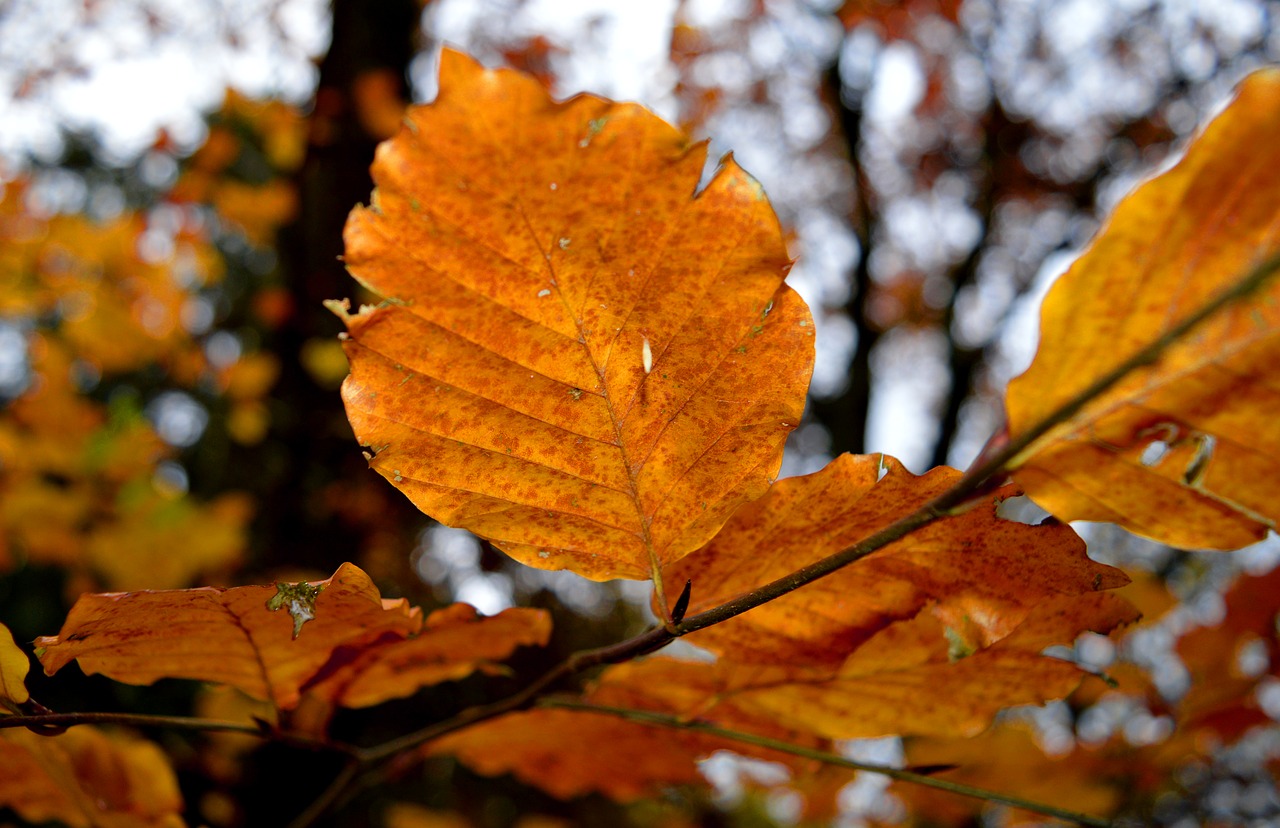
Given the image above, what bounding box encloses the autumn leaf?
[336,49,814,585]
[1005,69,1280,550]
[0,726,184,828]
[661,453,1127,667]
[602,592,1136,742]
[0,621,30,710]
[299,604,551,708]
[895,722,1124,826]
[432,593,1135,803]
[427,708,711,801]
[1173,566,1280,741]
[36,563,420,709]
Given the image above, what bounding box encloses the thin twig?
[541,699,1112,828]
[0,711,362,757]
[0,711,259,735]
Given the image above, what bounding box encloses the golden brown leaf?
[336,49,813,583]
[0,621,30,708]
[300,604,551,708]
[1006,70,1280,549]
[896,722,1122,826]
[427,708,710,801]
[0,726,184,828]
[431,651,826,803]
[662,453,1127,667]
[599,592,1137,742]
[36,563,420,708]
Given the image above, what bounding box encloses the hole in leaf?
[995,494,1052,525]
[1140,439,1171,467]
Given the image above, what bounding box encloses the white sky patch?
[427,0,679,117]
[865,42,925,123]
[997,248,1076,383]
[0,0,330,167]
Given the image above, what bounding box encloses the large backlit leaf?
[661,453,1127,666]
[336,49,813,582]
[36,563,420,708]
[1006,70,1280,549]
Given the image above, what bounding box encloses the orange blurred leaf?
[896,721,1123,826]
[1006,69,1280,550]
[36,563,420,709]
[427,708,710,801]
[0,726,184,828]
[662,454,1127,667]
[336,49,813,584]
[1175,566,1280,740]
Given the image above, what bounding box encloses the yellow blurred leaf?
[0,621,30,708]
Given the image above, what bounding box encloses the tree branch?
[540,699,1112,828]
[357,250,1280,762]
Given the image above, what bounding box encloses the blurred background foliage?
[1,0,1280,825]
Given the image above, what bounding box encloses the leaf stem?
[539,698,1112,828]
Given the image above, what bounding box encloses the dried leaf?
[337,49,813,582]
[662,454,1127,667]
[0,726,184,828]
[36,563,420,708]
[1006,69,1280,550]
[601,592,1137,742]
[427,708,709,801]
[300,604,551,708]
[896,722,1123,826]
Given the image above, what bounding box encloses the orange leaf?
[0,726,184,828]
[431,657,825,803]
[597,592,1137,742]
[36,563,420,709]
[300,604,551,708]
[0,622,29,708]
[336,49,813,583]
[1006,69,1280,550]
[897,721,1123,826]
[426,708,709,801]
[662,453,1127,667]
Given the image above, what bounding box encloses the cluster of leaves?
[3,44,1280,828]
